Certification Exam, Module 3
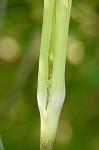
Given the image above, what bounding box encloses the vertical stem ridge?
[46,0,56,110]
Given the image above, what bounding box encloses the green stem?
[40,114,59,150]
[40,138,55,150]
[38,0,72,149]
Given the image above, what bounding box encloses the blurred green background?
[0,0,99,150]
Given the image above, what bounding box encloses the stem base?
[40,138,55,150]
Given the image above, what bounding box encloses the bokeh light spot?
[0,36,21,62]
[67,37,85,65]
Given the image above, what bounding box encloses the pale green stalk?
[37,0,72,149]
[0,137,4,150]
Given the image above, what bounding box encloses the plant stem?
[40,137,55,150]
[37,0,72,149]
[40,112,59,150]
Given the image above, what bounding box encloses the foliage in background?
[0,0,99,150]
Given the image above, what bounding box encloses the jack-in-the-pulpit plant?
[37,0,72,149]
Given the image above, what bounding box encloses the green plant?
[37,0,72,149]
